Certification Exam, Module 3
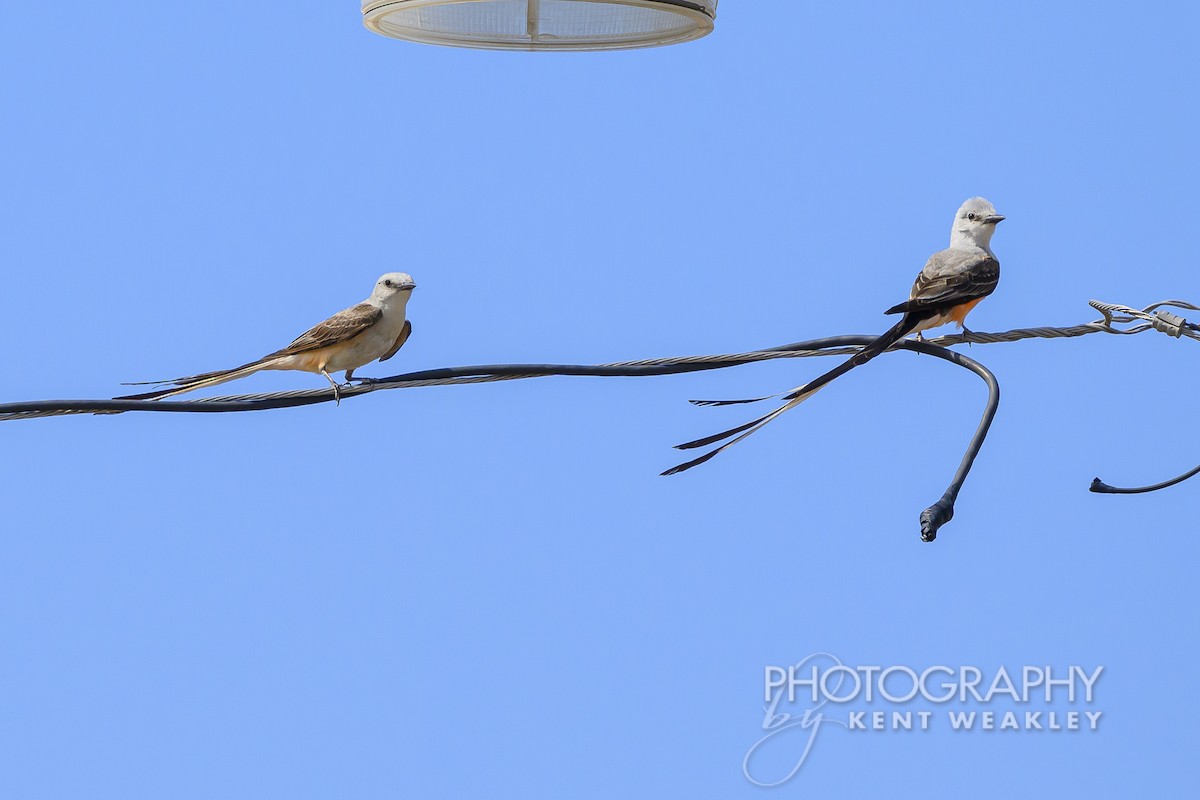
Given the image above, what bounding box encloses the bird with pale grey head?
[664,197,1005,475]
[117,272,417,404]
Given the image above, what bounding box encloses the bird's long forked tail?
[688,392,783,408]
[661,314,922,476]
[114,357,279,400]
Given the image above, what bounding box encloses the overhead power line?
[1,299,1196,540]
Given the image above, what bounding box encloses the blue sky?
[1,1,1196,796]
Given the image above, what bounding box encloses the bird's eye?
[384,280,394,288]
[967,212,977,221]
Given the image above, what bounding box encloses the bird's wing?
[378,319,412,363]
[910,250,999,305]
[886,250,999,314]
[271,302,383,356]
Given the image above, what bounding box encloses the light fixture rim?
[362,0,717,52]
[363,0,716,18]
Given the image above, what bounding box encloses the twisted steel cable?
[2,299,1191,422]
[0,299,1195,538]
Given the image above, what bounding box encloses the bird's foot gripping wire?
[339,369,379,392]
[321,369,342,406]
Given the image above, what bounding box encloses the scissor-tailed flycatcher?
[663,197,1005,476]
[117,272,416,403]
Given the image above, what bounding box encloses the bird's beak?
[984,214,1005,224]
[402,283,416,291]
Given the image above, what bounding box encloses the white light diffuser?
[362,0,718,52]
